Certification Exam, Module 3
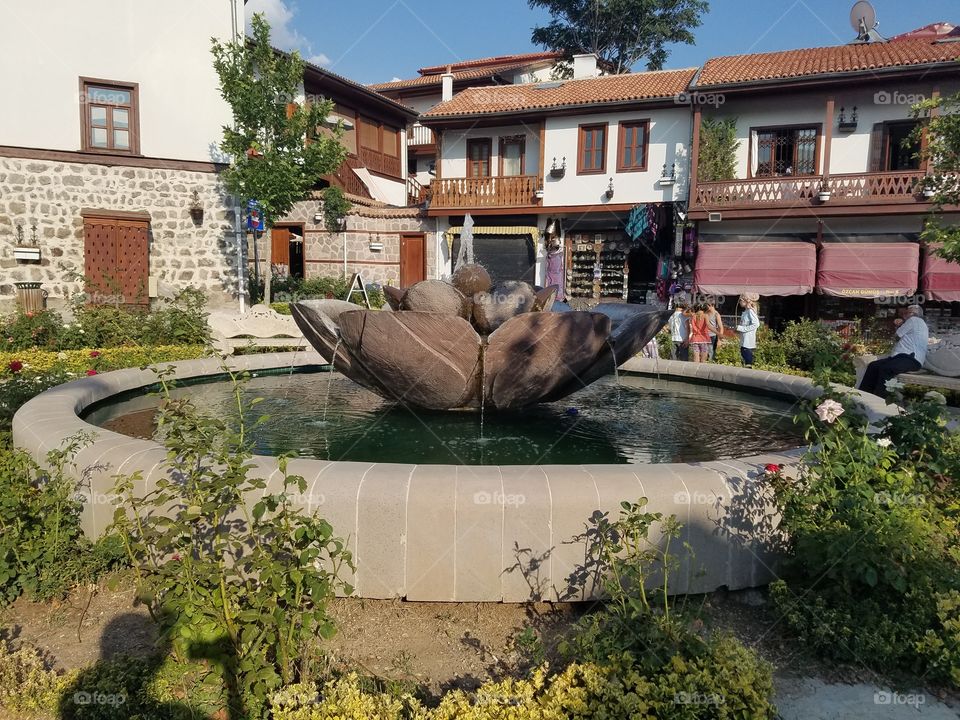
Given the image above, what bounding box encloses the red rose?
[764,463,784,473]
[89,350,101,358]
[8,360,23,373]
[86,369,98,376]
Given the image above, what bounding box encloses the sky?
[244,0,959,85]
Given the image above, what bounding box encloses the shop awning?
[922,244,960,302]
[816,242,919,298]
[693,241,816,296]
[444,225,540,251]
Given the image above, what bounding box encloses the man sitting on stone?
[858,304,929,398]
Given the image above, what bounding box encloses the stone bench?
[208,304,308,356]
[895,371,960,392]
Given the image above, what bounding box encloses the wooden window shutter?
[83,216,149,306]
[272,227,290,266]
[869,123,887,172]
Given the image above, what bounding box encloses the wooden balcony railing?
[694,171,927,208]
[407,124,435,147]
[430,175,540,209]
[323,155,371,199]
[407,175,429,206]
[358,146,402,179]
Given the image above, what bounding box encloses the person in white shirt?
[669,300,690,361]
[736,293,761,367]
[858,304,929,398]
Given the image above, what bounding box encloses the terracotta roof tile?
[369,63,544,92]
[418,51,563,75]
[696,39,960,88]
[421,68,698,119]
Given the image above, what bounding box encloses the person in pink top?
[688,303,712,363]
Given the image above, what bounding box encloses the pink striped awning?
[816,242,919,298]
[694,241,816,296]
[922,244,960,302]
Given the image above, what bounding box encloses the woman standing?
[705,300,724,361]
[688,303,712,363]
[736,293,761,367]
[669,300,690,361]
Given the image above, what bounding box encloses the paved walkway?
[776,678,959,719]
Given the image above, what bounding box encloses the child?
[669,301,690,361]
[688,304,712,363]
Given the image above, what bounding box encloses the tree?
[529,0,709,74]
[698,117,739,182]
[212,14,346,304]
[913,93,960,262]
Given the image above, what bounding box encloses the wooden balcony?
[691,171,929,218]
[358,146,402,179]
[407,124,435,148]
[430,175,540,210]
[323,155,372,199]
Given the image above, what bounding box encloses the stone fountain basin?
[12,353,895,602]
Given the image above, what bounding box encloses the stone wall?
[0,154,240,310]
[255,197,430,287]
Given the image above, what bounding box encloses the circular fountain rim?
[13,351,896,603]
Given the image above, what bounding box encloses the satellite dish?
[849,1,885,43]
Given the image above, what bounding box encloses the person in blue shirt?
[736,293,761,367]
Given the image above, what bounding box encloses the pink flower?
[89,350,101,358]
[86,369,97,376]
[815,399,844,424]
[8,360,23,373]
[171,553,182,562]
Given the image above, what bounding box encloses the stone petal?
[336,310,482,410]
[483,312,611,410]
[291,300,391,397]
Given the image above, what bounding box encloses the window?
[80,78,139,154]
[754,126,818,177]
[875,121,922,172]
[467,138,492,178]
[617,121,649,172]
[499,136,525,176]
[578,124,606,174]
[359,116,380,150]
[383,125,400,158]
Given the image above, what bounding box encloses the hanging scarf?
[625,204,648,242]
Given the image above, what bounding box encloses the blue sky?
[245,0,958,85]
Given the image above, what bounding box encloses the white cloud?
[246,0,328,66]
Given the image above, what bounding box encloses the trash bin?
[14,282,47,314]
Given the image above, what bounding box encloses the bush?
[111,368,353,718]
[779,319,853,377]
[768,385,960,686]
[0,288,211,352]
[0,437,127,606]
[0,643,75,715]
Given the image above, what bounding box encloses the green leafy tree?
[913,92,960,262]
[529,0,709,73]
[697,116,739,182]
[212,14,346,304]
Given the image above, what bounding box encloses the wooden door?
[400,233,426,287]
[84,217,149,306]
[272,227,291,267]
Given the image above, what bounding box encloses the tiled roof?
[696,39,960,89]
[421,68,697,118]
[369,52,562,93]
[418,51,563,75]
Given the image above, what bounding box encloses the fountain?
[290,264,671,411]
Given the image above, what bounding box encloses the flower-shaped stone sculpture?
[291,267,671,411]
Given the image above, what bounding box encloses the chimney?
[441,66,454,102]
[572,53,598,79]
